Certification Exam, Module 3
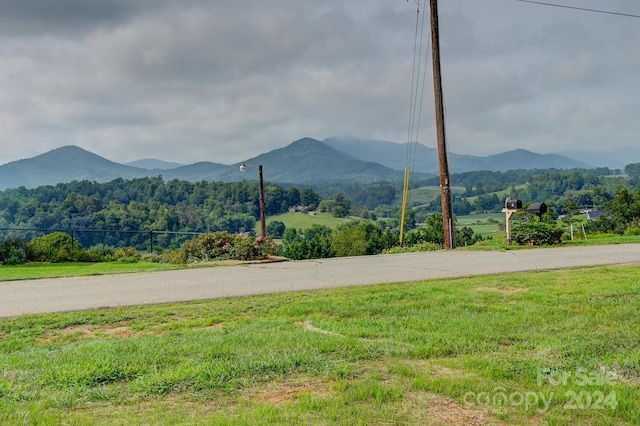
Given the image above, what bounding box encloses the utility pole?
[240,163,267,238]
[258,165,266,238]
[429,0,455,249]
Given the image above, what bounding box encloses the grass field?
[1,264,639,424]
[262,211,356,230]
[0,261,185,281]
[456,213,504,238]
[408,186,465,206]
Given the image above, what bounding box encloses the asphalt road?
[1,244,639,318]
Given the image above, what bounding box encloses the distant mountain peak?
[126,159,184,170]
[0,138,594,191]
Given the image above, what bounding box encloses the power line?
[515,0,640,19]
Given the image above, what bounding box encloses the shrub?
[228,235,276,261]
[114,247,140,261]
[279,226,335,260]
[179,232,278,263]
[181,232,236,262]
[87,244,116,262]
[384,242,440,254]
[27,232,86,262]
[623,227,640,236]
[456,226,484,247]
[331,227,368,257]
[161,250,186,264]
[511,222,564,246]
[141,252,162,263]
[0,236,28,265]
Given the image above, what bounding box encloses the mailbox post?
[501,198,522,245]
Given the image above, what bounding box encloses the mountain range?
[0,137,591,190]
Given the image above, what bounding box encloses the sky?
[1,0,639,168]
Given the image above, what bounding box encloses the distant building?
[288,205,309,213]
[583,210,609,221]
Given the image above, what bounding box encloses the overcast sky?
[1,0,639,167]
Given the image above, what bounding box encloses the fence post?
[149,231,153,253]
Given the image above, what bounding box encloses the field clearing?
[262,211,355,230]
[408,186,465,206]
[456,212,505,237]
[1,264,638,424]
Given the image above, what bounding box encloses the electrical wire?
[401,0,429,244]
[515,0,640,19]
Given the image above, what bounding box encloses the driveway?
[1,244,639,317]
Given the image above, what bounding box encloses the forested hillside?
[415,168,627,216]
[0,177,319,234]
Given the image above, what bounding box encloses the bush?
[27,232,86,262]
[384,242,440,254]
[511,222,564,246]
[161,250,186,264]
[0,236,28,265]
[279,226,335,260]
[179,232,278,263]
[623,227,640,236]
[332,227,368,257]
[114,246,140,261]
[229,235,277,261]
[181,232,235,262]
[87,244,116,262]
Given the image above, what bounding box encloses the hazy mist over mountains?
[0,137,596,191]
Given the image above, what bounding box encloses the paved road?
[1,244,639,318]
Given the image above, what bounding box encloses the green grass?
[409,186,465,206]
[0,261,185,281]
[1,265,639,424]
[456,213,505,237]
[263,211,356,230]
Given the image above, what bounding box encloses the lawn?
[0,261,185,281]
[456,212,505,238]
[408,186,465,206]
[1,264,638,424]
[263,211,355,230]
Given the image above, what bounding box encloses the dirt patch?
[61,324,96,337]
[401,360,472,379]
[252,380,331,404]
[104,326,135,338]
[205,322,224,330]
[475,286,528,295]
[403,392,506,426]
[37,321,228,344]
[37,324,96,344]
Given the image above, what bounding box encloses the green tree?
[279,225,335,260]
[624,162,640,179]
[267,220,286,238]
[331,227,368,257]
[405,213,445,247]
[299,188,320,210]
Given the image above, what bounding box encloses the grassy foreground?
[0,261,186,281]
[1,265,639,425]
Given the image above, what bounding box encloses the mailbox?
[527,202,548,216]
[505,199,522,210]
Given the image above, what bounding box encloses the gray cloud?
[0,0,151,37]
[0,0,639,168]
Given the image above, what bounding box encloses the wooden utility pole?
[258,165,266,238]
[429,0,455,249]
